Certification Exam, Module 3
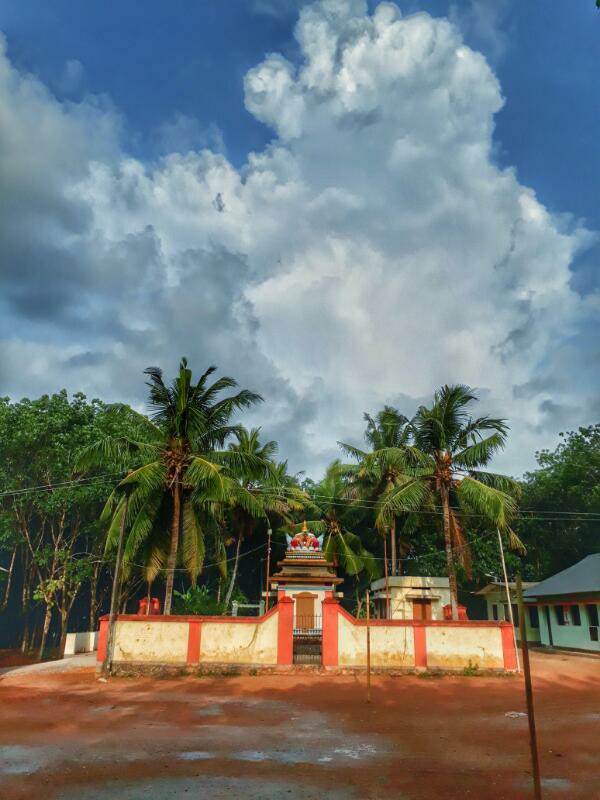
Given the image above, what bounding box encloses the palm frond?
[457,476,517,528]
[181,500,206,584]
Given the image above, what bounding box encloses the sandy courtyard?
[0,651,598,800]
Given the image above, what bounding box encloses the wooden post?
[366,589,371,704]
[497,528,521,672]
[103,488,129,676]
[265,528,272,612]
[516,575,542,800]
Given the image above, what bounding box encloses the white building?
[523,554,600,653]
[371,576,451,620]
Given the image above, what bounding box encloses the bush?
[172,586,225,616]
[172,584,249,616]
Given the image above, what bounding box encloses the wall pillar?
[187,620,202,665]
[97,616,109,664]
[413,623,427,668]
[500,621,517,671]
[277,596,294,665]
[322,597,339,667]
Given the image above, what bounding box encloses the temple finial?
[302,520,308,533]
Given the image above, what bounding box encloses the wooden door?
[295,593,316,630]
[412,599,432,621]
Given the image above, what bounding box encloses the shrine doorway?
[293,592,321,664]
[412,599,432,621]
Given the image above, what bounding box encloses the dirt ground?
[0,651,598,800]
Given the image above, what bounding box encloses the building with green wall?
[523,554,600,654]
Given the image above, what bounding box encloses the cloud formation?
[0,3,597,476]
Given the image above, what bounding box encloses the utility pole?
[497,528,521,672]
[366,589,371,704]
[264,527,272,612]
[516,575,542,800]
[103,486,129,677]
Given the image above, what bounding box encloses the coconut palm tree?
[223,427,304,609]
[375,385,522,619]
[298,461,378,581]
[80,358,263,614]
[339,406,412,576]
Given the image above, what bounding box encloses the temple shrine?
[268,522,342,662]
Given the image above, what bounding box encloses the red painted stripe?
[322,598,339,667]
[97,618,108,663]
[277,597,294,666]
[500,622,517,671]
[187,620,201,665]
[413,624,427,668]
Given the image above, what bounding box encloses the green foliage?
[172,584,247,615]
[516,425,600,579]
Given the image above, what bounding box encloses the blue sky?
[3,0,598,243]
[0,0,598,475]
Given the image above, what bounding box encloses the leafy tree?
[517,425,600,578]
[81,359,263,614]
[0,391,145,657]
[376,385,522,619]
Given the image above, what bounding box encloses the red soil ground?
[0,651,598,800]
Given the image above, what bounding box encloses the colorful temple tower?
[269,522,342,633]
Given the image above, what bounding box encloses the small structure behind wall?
[371,576,451,620]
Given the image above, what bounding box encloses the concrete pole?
[516,575,543,800]
[497,528,521,673]
[103,488,129,677]
[265,528,272,612]
[366,589,371,704]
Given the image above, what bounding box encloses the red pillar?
[413,623,427,668]
[322,597,339,667]
[501,621,518,671]
[277,596,294,666]
[97,616,109,664]
[187,620,202,665]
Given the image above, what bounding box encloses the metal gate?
[293,615,322,665]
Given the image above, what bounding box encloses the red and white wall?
[98,595,516,672]
[322,598,516,670]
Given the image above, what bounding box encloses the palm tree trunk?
[224,531,243,610]
[441,486,459,621]
[390,522,397,576]
[163,480,181,615]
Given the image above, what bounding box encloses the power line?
[3,474,600,524]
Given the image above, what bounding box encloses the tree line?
[1,360,598,658]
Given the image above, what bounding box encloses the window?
[503,603,509,621]
[570,605,581,626]
[555,605,566,625]
[528,606,540,629]
[492,604,498,621]
[587,604,599,641]
[511,604,519,627]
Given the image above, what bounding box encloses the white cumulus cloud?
[0,2,597,477]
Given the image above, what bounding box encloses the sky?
[0,0,599,478]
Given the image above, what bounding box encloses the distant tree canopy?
[516,425,600,579]
[1,365,599,655]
